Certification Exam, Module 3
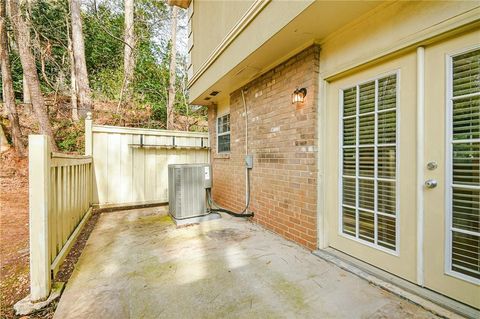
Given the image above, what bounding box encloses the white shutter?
[448,48,480,280]
[340,73,398,252]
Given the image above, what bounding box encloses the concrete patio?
[54,207,439,319]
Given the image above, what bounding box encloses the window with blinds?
[217,114,230,153]
[448,48,480,281]
[340,73,398,252]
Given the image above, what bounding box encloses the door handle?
[425,179,438,189]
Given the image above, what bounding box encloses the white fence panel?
[89,125,210,205]
[28,135,93,302]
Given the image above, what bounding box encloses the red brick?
[208,45,319,250]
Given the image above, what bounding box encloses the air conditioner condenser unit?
[168,163,217,224]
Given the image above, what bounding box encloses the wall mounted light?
[292,87,307,104]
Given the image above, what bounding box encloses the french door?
[325,28,479,308]
[423,31,479,308]
[325,51,418,282]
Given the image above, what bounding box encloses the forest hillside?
[0,0,207,156]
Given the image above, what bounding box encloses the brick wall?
[208,46,319,249]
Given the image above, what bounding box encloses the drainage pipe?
[241,89,250,209]
[204,89,253,218]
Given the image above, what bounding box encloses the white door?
[423,30,480,308]
[325,51,418,282]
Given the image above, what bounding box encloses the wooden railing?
[29,135,93,302]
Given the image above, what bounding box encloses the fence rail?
[29,135,93,302]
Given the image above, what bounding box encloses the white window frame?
[338,70,401,256]
[216,113,230,154]
[444,45,480,285]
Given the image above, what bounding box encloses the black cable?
[206,187,254,218]
[210,208,254,218]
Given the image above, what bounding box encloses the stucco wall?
[190,0,254,74]
[319,1,480,79]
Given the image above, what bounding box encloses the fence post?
[84,112,94,205]
[85,112,93,156]
[28,135,51,302]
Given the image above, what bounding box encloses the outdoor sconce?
[292,87,307,104]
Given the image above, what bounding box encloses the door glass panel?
[359,210,375,243]
[342,206,356,237]
[453,96,479,140]
[378,110,397,144]
[448,48,480,281]
[359,114,375,144]
[359,81,375,114]
[343,117,356,145]
[342,177,356,206]
[359,147,375,177]
[452,188,480,232]
[359,179,374,210]
[378,147,396,179]
[452,50,480,97]
[378,214,396,250]
[343,87,357,117]
[378,180,396,215]
[452,232,480,279]
[343,148,356,176]
[378,75,397,110]
[453,143,479,186]
[340,74,398,252]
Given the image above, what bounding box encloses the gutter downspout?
[241,89,250,209]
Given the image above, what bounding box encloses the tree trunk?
[70,0,91,118]
[0,0,25,155]
[20,1,31,105]
[167,5,177,130]
[123,0,134,95]
[66,15,78,121]
[8,0,57,151]
[0,124,11,152]
[23,74,31,104]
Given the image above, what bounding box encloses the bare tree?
[1,0,25,155]
[167,5,177,130]
[70,0,91,118]
[0,125,11,152]
[124,0,135,94]
[8,0,57,151]
[22,74,30,104]
[66,14,78,121]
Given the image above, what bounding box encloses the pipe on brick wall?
[241,89,250,209]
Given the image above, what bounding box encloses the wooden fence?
[87,122,210,206]
[28,135,93,302]
[27,114,209,302]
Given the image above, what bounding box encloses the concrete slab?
[54,207,440,319]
